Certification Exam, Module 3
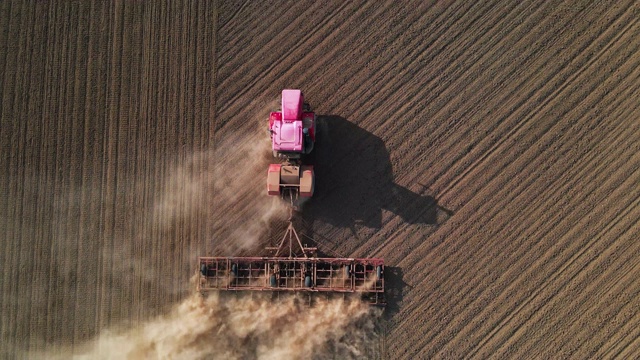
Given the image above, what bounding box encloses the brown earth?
[2,0,640,358]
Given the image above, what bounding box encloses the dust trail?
[102,114,288,296]
[44,104,383,359]
[152,116,289,254]
[41,292,380,360]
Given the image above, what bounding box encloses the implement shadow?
[383,266,407,318]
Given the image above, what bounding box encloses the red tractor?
[267,89,316,200]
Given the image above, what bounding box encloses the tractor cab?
[269,89,315,158]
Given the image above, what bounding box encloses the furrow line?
[395,87,640,354]
[401,95,639,356]
[497,206,640,357]
[465,189,640,357]
[216,2,350,113]
[435,5,638,200]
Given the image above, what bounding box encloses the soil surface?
[2,1,640,358]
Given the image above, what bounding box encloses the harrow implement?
[197,221,385,305]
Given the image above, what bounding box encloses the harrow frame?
[198,256,385,305]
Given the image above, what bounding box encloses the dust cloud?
[57,120,383,359]
[43,292,380,360]
[48,105,382,359]
[31,100,379,359]
[152,121,289,253]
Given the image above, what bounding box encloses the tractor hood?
[282,89,303,121]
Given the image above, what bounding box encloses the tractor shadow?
[304,115,452,230]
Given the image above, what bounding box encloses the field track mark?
[70,1,91,347]
[602,305,640,358]
[1,2,19,122]
[436,16,637,202]
[45,1,68,350]
[98,0,118,334]
[218,3,356,118]
[25,2,55,350]
[0,1,13,94]
[432,38,640,268]
[436,4,638,201]
[618,335,640,359]
[382,89,634,267]
[371,0,532,137]
[270,2,405,115]
[374,26,640,264]
[377,0,577,145]
[488,221,640,358]
[40,2,57,349]
[442,33,640,338]
[432,176,636,358]
[560,232,640,358]
[217,2,350,116]
[396,55,640,272]
[398,15,636,258]
[434,110,640,348]
[499,195,640,357]
[299,0,470,124]
[398,67,640,354]
[387,1,598,198]
[342,1,532,252]
[13,1,41,352]
[360,0,507,135]
[404,116,636,356]
[262,1,396,111]
[0,9,9,314]
[597,258,640,358]
[346,1,501,107]
[218,0,249,31]
[466,190,640,357]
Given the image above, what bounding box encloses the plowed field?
[2,1,640,358]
